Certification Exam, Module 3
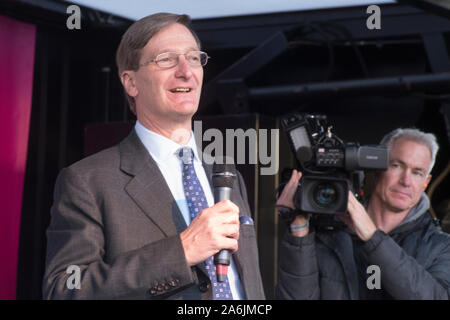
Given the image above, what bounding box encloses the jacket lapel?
[119,130,187,237]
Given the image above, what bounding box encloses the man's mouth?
[391,189,412,198]
[169,87,192,93]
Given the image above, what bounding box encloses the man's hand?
[277,170,302,210]
[180,200,240,266]
[338,191,377,242]
[276,170,310,237]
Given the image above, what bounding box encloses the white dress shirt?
[134,121,245,300]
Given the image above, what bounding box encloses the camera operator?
[276,128,450,299]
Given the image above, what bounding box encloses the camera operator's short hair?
[380,128,439,175]
[116,13,201,115]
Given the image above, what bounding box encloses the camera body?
[280,113,388,215]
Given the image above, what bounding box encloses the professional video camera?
[280,113,388,215]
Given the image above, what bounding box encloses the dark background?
[1,0,449,299]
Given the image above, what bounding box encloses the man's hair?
[380,128,439,175]
[116,13,201,114]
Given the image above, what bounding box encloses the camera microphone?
[212,162,236,282]
[296,146,313,163]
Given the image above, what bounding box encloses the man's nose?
[399,170,412,186]
[175,55,193,79]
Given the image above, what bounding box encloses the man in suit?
[42,12,265,300]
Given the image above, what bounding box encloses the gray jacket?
[276,194,450,299]
[43,130,265,300]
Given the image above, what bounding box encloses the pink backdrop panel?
[0,14,36,300]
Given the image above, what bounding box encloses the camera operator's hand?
[277,169,301,210]
[338,191,377,242]
[276,170,310,237]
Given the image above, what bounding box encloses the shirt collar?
[135,120,201,165]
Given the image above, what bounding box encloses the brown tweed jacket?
[43,129,265,300]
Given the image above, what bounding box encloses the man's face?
[124,23,203,124]
[372,138,432,213]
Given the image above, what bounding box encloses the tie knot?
[177,147,194,164]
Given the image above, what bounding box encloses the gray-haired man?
[276,128,450,299]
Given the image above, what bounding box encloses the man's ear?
[424,174,432,190]
[120,71,138,98]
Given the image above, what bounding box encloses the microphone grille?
[212,163,236,188]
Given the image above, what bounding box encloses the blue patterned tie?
[178,147,233,300]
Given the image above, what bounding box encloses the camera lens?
[313,182,338,208]
[298,176,348,214]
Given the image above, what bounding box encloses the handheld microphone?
[212,162,236,282]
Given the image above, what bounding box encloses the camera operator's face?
[373,138,432,213]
